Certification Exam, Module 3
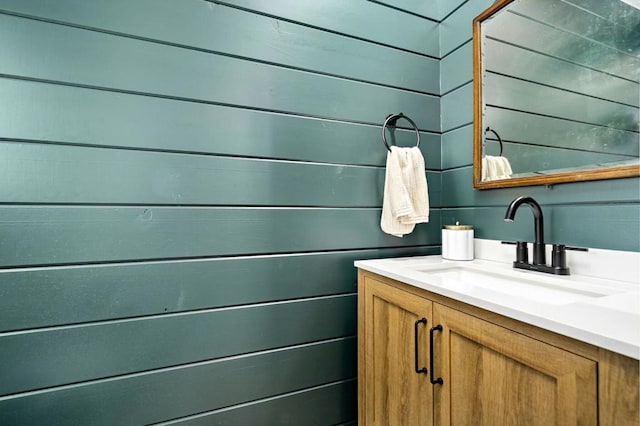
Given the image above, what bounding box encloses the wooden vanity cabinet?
[358,270,639,426]
[432,303,596,425]
[360,273,434,425]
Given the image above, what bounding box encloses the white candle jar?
[442,222,474,261]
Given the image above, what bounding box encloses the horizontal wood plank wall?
[0,0,439,94]
[0,0,441,424]
[214,0,441,57]
[157,379,357,426]
[439,1,640,252]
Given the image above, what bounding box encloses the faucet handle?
[552,244,588,267]
[551,244,567,268]
[502,241,529,263]
[553,245,588,268]
[552,244,588,265]
[515,241,528,263]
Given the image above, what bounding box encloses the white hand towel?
[482,155,513,181]
[496,156,513,179]
[381,146,430,237]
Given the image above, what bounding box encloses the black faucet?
[503,196,587,275]
[504,196,546,265]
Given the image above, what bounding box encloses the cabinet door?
[360,276,434,426]
[432,303,597,426]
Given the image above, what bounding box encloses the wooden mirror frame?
[472,0,640,189]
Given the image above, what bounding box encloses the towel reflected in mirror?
[482,155,513,181]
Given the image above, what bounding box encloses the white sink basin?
[415,265,620,305]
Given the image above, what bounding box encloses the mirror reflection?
[474,0,640,187]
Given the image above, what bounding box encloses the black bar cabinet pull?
[429,324,444,385]
[414,318,428,374]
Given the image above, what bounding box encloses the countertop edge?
[355,257,640,360]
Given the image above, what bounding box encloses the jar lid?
[443,221,473,230]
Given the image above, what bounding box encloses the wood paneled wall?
[1,0,635,424]
[440,0,640,252]
[0,1,441,424]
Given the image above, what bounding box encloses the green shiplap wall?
[440,0,640,252]
[0,0,441,424]
[3,1,635,424]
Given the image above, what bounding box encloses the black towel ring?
[484,126,504,156]
[382,112,421,152]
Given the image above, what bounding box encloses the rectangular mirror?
[473,0,640,189]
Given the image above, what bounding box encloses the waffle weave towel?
[380,146,429,237]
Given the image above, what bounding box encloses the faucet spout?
[504,196,545,265]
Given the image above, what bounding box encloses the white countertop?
[355,253,640,360]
